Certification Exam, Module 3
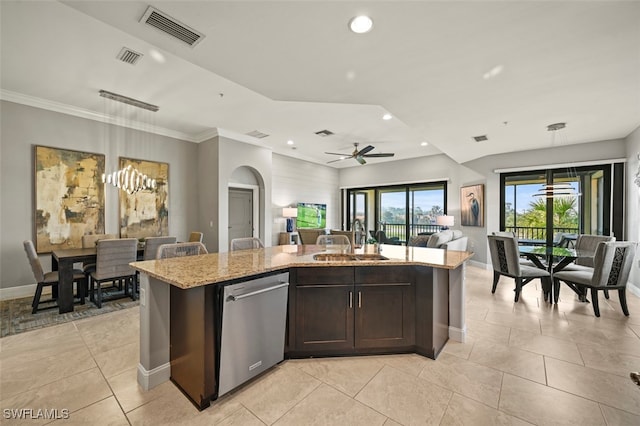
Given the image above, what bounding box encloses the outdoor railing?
[504,226,579,240]
[378,223,441,243]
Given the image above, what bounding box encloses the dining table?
[51,246,144,313]
[518,245,585,303]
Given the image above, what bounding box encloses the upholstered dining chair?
[89,238,138,308]
[491,231,536,267]
[329,230,356,247]
[157,242,208,259]
[188,232,204,243]
[316,234,351,252]
[553,241,636,316]
[297,228,326,245]
[487,234,552,302]
[81,233,117,274]
[143,236,177,260]
[23,240,87,314]
[230,237,264,251]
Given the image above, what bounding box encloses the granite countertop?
[130,244,474,289]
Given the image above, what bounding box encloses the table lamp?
[283,207,298,232]
[436,215,454,230]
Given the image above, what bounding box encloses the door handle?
[349,291,353,308]
[358,291,362,308]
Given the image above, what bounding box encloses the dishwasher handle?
[227,282,289,302]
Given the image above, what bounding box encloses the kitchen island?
[131,244,473,410]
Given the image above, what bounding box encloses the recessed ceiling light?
[287,140,294,145]
[421,142,429,146]
[382,113,392,120]
[483,64,504,80]
[349,16,373,34]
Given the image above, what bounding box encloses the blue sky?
[506,183,579,213]
[380,190,445,210]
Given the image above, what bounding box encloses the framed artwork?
[34,145,105,253]
[118,157,169,239]
[460,184,484,227]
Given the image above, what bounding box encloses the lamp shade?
[436,215,455,227]
[282,207,298,218]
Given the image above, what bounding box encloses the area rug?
[0,289,139,337]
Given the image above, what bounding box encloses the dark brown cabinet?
[290,266,415,355]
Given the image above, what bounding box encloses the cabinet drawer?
[294,267,354,285]
[355,266,413,284]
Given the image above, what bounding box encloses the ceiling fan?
[325,143,395,165]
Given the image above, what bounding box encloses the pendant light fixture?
[532,123,580,198]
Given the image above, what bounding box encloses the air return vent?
[473,135,488,142]
[140,6,205,47]
[246,130,270,139]
[116,47,143,65]
[315,129,334,137]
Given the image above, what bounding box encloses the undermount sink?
[312,253,389,262]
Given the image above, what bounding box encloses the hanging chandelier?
[532,123,580,198]
[102,165,156,195]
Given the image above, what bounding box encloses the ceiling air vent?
[140,6,205,47]
[246,130,270,139]
[315,129,334,137]
[116,47,143,65]
[473,135,488,142]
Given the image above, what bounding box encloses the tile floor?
[1,265,640,425]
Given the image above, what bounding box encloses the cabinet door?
[355,282,415,349]
[295,285,354,352]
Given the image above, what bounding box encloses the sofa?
[408,229,468,251]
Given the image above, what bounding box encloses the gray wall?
[0,100,199,292]
[625,126,640,294]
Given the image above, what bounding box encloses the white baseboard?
[0,283,48,301]
[449,326,466,343]
[628,283,640,298]
[137,362,171,391]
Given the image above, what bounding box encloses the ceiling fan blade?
[324,151,352,156]
[356,145,375,156]
[356,156,366,165]
[362,153,395,158]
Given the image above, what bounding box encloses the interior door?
[228,188,253,241]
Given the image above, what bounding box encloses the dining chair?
[188,232,204,243]
[487,234,552,302]
[492,231,537,268]
[329,229,356,247]
[157,242,208,259]
[81,233,117,278]
[553,241,636,316]
[297,228,326,245]
[230,237,264,251]
[88,238,138,308]
[23,240,87,314]
[375,230,402,245]
[143,236,177,260]
[316,234,351,252]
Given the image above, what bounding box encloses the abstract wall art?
[34,145,105,253]
[118,157,169,239]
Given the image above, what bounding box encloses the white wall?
[0,101,199,293]
[271,154,340,245]
[626,126,640,294]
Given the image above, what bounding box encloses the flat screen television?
[296,202,326,229]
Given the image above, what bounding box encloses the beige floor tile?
[0,323,77,352]
[273,383,386,426]
[0,327,86,364]
[108,368,177,413]
[577,343,640,378]
[0,368,111,425]
[291,356,383,397]
[499,374,606,425]
[599,404,640,426]
[126,383,201,425]
[441,393,533,425]
[0,345,97,400]
[629,323,640,338]
[484,311,542,334]
[465,306,488,321]
[442,337,475,360]
[49,396,129,426]
[563,312,637,331]
[213,406,265,426]
[355,365,452,425]
[465,319,511,345]
[418,353,503,408]
[372,353,431,377]
[468,340,546,384]
[540,321,640,356]
[508,328,583,365]
[545,357,640,415]
[93,340,139,378]
[183,392,247,426]
[232,362,320,425]
[76,313,139,355]
[382,419,402,426]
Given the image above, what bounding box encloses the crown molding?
[0,89,200,143]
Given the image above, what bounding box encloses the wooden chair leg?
[492,271,500,294]
[31,283,44,314]
[96,281,102,309]
[590,288,600,317]
[619,288,629,316]
[514,278,522,302]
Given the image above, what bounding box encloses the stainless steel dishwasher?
[218,272,289,396]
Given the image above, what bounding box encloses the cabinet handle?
[358,291,362,308]
[349,291,353,308]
